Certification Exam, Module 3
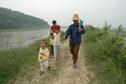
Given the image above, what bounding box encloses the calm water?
[0,28,50,50]
[0,27,68,50]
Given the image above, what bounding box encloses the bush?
[83,25,126,84]
[0,40,40,84]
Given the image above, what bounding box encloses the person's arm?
[80,25,85,34]
[65,26,71,39]
[51,26,53,33]
[77,25,85,34]
[44,48,49,60]
[45,49,49,57]
[58,25,61,31]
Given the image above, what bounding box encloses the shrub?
[83,25,126,84]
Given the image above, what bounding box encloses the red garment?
[51,25,60,33]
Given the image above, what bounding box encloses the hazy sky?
[0,0,126,27]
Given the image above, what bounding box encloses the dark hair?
[40,39,47,45]
[50,33,53,36]
[52,20,56,24]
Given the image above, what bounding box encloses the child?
[53,29,61,60]
[49,33,54,57]
[38,40,50,75]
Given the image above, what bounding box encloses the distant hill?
[0,7,49,29]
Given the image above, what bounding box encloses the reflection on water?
[0,29,50,50]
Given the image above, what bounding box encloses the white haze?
[0,0,126,28]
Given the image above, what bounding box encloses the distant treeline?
[0,7,49,29]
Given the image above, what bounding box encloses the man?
[65,14,85,68]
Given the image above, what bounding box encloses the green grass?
[0,32,65,84]
[83,25,126,84]
[0,39,41,84]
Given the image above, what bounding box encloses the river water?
[0,28,50,50]
[0,27,68,50]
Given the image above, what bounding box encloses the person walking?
[49,20,61,57]
[38,40,50,75]
[53,29,61,61]
[65,14,85,68]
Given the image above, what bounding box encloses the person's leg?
[43,60,50,70]
[54,45,56,58]
[50,45,54,57]
[54,45,58,60]
[40,62,44,71]
[57,45,61,59]
[39,62,44,75]
[73,44,80,66]
[70,43,74,56]
[52,45,54,56]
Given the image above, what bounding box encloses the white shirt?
[53,32,61,46]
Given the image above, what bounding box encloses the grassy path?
[12,40,97,84]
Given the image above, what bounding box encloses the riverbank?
[10,39,95,84]
[83,26,126,84]
[0,32,64,84]
[0,39,41,84]
[1,26,126,84]
[0,31,96,84]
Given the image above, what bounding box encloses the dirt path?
[12,40,97,84]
